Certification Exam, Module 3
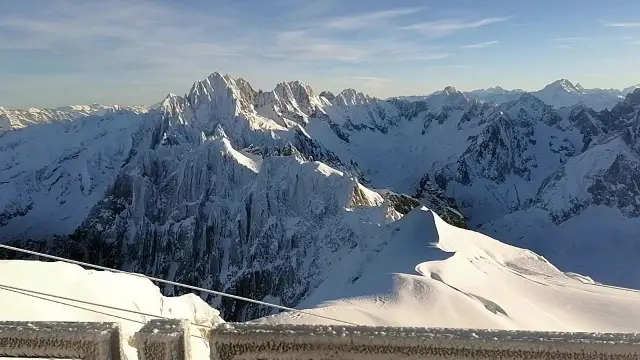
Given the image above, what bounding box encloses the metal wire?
[0,243,358,326]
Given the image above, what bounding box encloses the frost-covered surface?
[0,104,149,131]
[257,208,640,333]
[211,323,640,360]
[0,260,223,360]
[135,319,190,360]
[0,321,123,360]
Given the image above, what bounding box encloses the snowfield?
[256,208,640,332]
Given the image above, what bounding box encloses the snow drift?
[257,208,640,333]
[0,260,223,359]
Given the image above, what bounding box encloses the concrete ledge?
[0,321,124,360]
[134,319,190,360]
[210,323,640,360]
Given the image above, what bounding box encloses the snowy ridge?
[258,208,640,332]
[0,104,149,131]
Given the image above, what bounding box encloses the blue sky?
[1,0,639,108]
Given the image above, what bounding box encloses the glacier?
[1,71,639,322]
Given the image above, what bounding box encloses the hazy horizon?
[1,0,639,108]
[1,72,639,109]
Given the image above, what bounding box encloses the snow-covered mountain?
[466,86,526,104]
[0,103,150,131]
[1,71,640,323]
[623,85,640,96]
[402,79,636,111]
[531,79,626,111]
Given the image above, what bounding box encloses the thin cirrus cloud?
[401,17,512,37]
[0,0,245,73]
[460,40,499,49]
[549,37,584,42]
[325,7,425,30]
[348,76,392,83]
[603,22,640,28]
[267,30,452,63]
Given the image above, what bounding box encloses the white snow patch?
[0,260,224,360]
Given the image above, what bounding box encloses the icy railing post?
[0,321,124,360]
[134,319,190,360]
[209,323,640,360]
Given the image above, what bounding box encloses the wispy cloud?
[0,0,245,73]
[348,76,391,83]
[549,37,584,42]
[422,64,471,71]
[556,44,572,49]
[603,22,640,28]
[460,40,499,49]
[402,17,511,37]
[267,30,451,63]
[325,7,424,30]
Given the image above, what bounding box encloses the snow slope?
[0,110,156,238]
[0,260,224,359]
[258,208,640,333]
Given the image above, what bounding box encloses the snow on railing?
[0,321,124,360]
[2,320,640,360]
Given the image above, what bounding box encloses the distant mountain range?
[397,79,640,111]
[0,104,150,131]
[1,72,639,322]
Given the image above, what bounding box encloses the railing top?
[0,321,120,335]
[214,323,640,345]
[0,321,123,360]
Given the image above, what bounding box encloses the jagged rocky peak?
[544,79,581,93]
[516,92,542,103]
[252,80,324,126]
[442,85,459,95]
[625,88,640,107]
[622,85,640,95]
[234,77,258,100]
[187,72,256,116]
[499,92,562,126]
[319,91,335,102]
[333,88,373,106]
[486,86,505,92]
[271,80,317,110]
[159,93,185,115]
